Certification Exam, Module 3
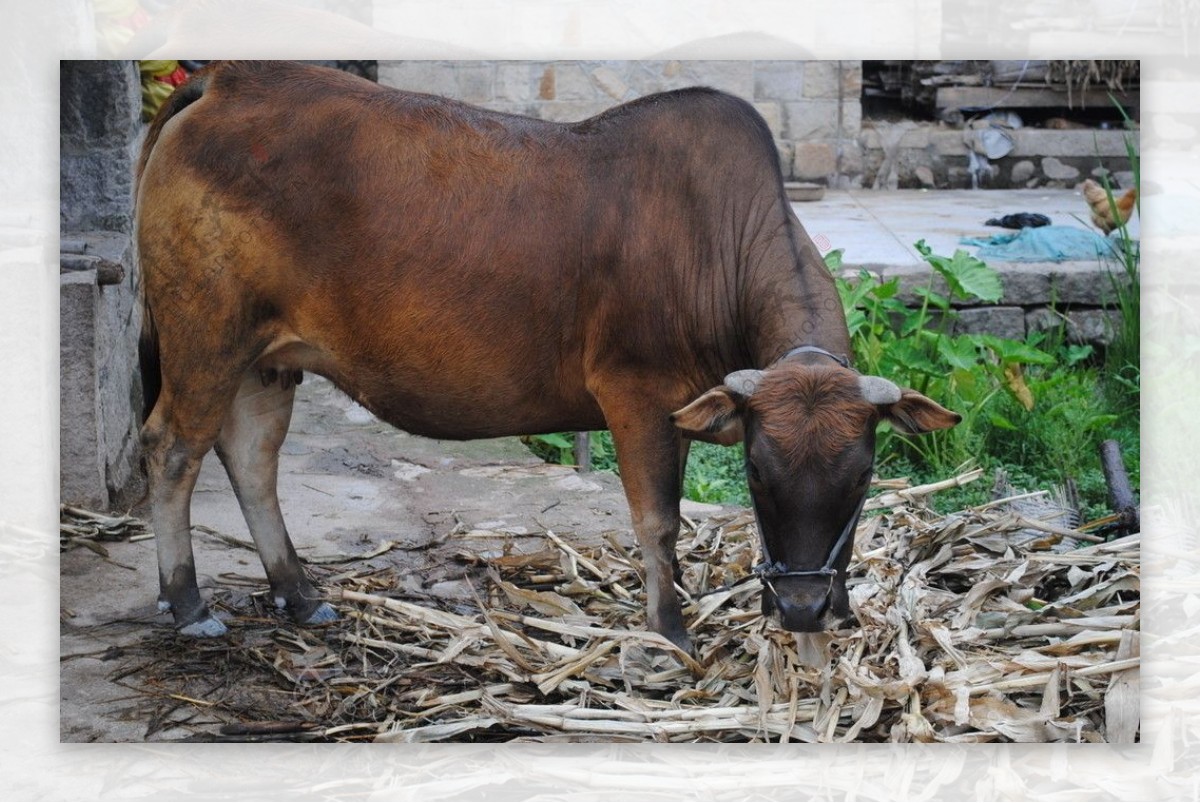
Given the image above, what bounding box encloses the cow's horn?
[724,369,764,398]
[859,375,902,405]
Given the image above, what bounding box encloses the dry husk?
[74,471,1139,743]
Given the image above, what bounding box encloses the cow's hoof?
[179,615,228,638]
[668,635,694,657]
[302,602,338,625]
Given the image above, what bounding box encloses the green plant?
[683,442,750,506]
[522,432,577,465]
[829,243,1054,478]
[1096,95,1140,416]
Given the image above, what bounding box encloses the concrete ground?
[795,188,1139,269]
[59,187,1130,742]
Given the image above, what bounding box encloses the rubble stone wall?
[860,124,1136,190]
[848,261,1129,348]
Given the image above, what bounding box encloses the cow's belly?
[257,330,607,440]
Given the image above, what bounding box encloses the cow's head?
[670,362,960,632]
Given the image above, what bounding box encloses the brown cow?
[136,61,958,652]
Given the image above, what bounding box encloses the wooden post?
[1099,439,1139,533]
[574,431,591,473]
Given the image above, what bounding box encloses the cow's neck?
[740,213,852,371]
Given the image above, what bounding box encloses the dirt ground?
[59,375,725,742]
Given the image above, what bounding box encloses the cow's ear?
[881,389,962,435]
[670,388,745,446]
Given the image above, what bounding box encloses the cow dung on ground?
[59,472,1139,744]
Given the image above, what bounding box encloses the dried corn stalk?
[100,472,1138,743]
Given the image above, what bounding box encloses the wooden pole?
[1099,439,1139,533]
[574,432,591,473]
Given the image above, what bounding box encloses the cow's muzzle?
[761,575,851,632]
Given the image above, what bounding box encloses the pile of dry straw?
[86,469,1140,743]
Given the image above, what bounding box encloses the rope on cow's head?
[774,344,850,369]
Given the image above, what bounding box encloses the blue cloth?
[960,225,1122,262]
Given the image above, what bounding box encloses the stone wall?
[856,261,1129,348]
[60,61,143,509]
[861,124,1136,190]
[377,60,865,187]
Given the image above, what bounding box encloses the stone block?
[591,65,630,101]
[495,62,537,104]
[802,61,859,99]
[454,63,495,104]
[953,306,1026,340]
[793,142,836,180]
[377,60,458,96]
[60,273,106,509]
[754,101,783,138]
[838,140,864,176]
[60,61,140,234]
[539,65,556,100]
[783,101,838,141]
[550,63,595,101]
[783,101,840,140]
[1026,307,1122,347]
[60,231,142,509]
[842,100,862,137]
[995,264,1052,305]
[774,139,795,178]
[1010,159,1036,184]
[931,130,969,156]
[538,100,617,123]
[677,61,754,98]
[915,166,935,187]
[753,61,805,100]
[1068,308,1122,346]
[1011,129,1132,158]
[1052,263,1130,305]
[1041,156,1080,181]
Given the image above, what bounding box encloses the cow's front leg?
[600,400,690,653]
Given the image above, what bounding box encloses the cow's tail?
[135,65,213,427]
[138,306,161,427]
[135,65,210,190]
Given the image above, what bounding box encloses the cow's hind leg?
[215,369,336,625]
[142,382,238,637]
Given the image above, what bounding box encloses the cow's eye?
[858,468,873,487]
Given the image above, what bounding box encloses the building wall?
[378,60,865,187]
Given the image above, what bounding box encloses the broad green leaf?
[870,278,900,300]
[937,336,980,371]
[1065,344,1094,366]
[989,412,1019,431]
[977,335,1056,366]
[917,243,1003,303]
[912,286,952,310]
[824,248,844,271]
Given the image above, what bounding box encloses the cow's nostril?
[774,594,830,633]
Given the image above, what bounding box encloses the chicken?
[1081,178,1137,233]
